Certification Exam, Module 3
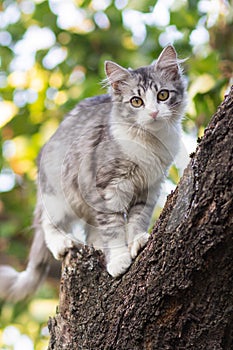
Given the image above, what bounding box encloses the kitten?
[0,45,187,301]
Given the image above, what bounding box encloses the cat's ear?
[105,61,130,91]
[155,45,180,78]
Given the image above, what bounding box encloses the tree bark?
[48,87,233,350]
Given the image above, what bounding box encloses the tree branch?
[48,87,233,350]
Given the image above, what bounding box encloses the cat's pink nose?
[150,111,158,119]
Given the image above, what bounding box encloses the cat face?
[105,45,187,131]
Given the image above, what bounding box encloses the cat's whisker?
[182,114,193,122]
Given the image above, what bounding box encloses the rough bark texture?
[48,87,233,350]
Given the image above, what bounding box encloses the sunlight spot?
[41,326,50,337]
[190,26,209,46]
[27,89,38,103]
[3,140,16,159]
[0,101,18,127]
[198,0,229,27]
[122,9,146,45]
[69,66,86,85]
[19,0,35,15]
[68,85,82,99]
[14,334,34,350]
[54,90,68,105]
[58,31,71,45]
[49,0,90,32]
[13,89,38,107]
[189,74,215,96]
[0,72,7,88]
[115,0,128,10]
[13,89,28,107]
[49,0,95,33]
[91,0,111,11]
[122,0,173,45]
[46,87,57,100]
[29,299,58,322]
[10,25,55,70]
[2,326,20,345]
[43,46,67,69]
[78,19,95,33]
[122,36,137,50]
[28,67,47,92]
[7,135,37,176]
[0,169,16,192]
[0,30,12,46]
[2,140,16,160]
[39,119,59,143]
[0,3,20,29]
[10,53,35,71]
[145,1,170,27]
[94,11,110,29]
[14,25,55,54]
[159,25,184,46]
[58,6,85,29]
[49,72,63,88]
[8,71,28,88]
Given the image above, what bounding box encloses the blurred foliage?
[0,0,232,348]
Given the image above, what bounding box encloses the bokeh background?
[0,0,232,348]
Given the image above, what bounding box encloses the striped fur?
[0,46,187,301]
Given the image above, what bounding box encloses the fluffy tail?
[0,227,51,302]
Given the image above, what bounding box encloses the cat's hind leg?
[40,193,75,259]
[42,214,74,259]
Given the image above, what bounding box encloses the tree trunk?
[48,87,233,350]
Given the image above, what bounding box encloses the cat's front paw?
[107,252,132,277]
[130,232,149,259]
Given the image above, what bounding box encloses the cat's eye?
[157,90,169,101]
[130,96,144,108]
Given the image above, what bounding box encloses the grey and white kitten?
[0,45,187,301]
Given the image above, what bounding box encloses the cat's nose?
[149,111,158,119]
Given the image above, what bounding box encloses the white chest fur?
[110,121,181,185]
